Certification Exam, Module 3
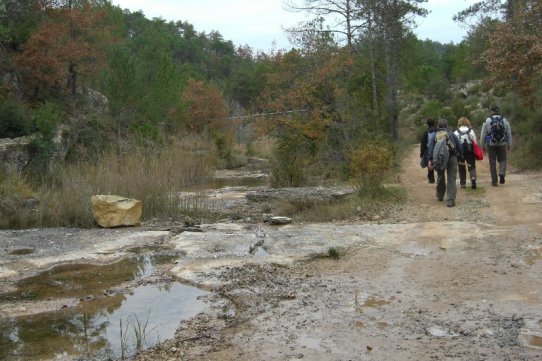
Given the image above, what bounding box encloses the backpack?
[458,127,473,154]
[490,115,506,143]
[432,130,454,171]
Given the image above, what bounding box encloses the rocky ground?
[131,146,542,361]
[1,145,541,360]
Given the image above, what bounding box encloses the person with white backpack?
[454,117,478,189]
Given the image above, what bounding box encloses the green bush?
[27,102,63,174]
[212,130,248,169]
[270,127,317,187]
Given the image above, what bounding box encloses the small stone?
[269,216,292,225]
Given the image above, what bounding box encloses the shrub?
[270,126,319,188]
[349,140,394,194]
[0,99,32,138]
[212,130,248,169]
[27,102,63,174]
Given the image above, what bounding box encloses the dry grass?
[0,172,36,228]
[273,184,406,223]
[247,136,276,158]
[1,139,215,228]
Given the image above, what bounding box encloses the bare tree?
[284,0,365,53]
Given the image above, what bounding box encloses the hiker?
[454,117,478,189]
[479,106,513,186]
[420,118,437,183]
[427,118,463,207]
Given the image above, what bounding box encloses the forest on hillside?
[0,0,541,228]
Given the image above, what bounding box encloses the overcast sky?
[111,0,477,52]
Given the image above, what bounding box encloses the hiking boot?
[460,183,466,189]
[428,179,435,184]
[437,196,443,201]
[492,182,498,186]
[446,200,455,207]
[471,179,476,189]
[499,175,505,184]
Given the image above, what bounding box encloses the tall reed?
[34,140,214,227]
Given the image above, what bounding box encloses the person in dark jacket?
[427,118,464,207]
[420,118,436,183]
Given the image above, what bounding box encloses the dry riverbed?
[1,146,542,360]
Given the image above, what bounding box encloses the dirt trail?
[401,145,542,226]
[148,145,542,361]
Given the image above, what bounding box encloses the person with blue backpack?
[479,106,513,186]
[427,118,463,207]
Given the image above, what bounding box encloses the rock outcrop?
[247,186,355,203]
[0,136,32,174]
[90,195,142,228]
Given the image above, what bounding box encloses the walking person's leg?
[466,153,477,189]
[446,155,458,207]
[458,162,467,188]
[496,145,507,184]
[488,145,498,185]
[427,168,435,183]
[436,170,446,201]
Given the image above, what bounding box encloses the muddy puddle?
[0,251,208,360]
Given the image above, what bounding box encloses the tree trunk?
[68,62,77,95]
[367,13,379,121]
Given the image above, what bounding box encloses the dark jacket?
[427,127,464,162]
[420,126,436,158]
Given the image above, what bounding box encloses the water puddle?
[520,332,542,349]
[520,321,542,350]
[254,247,269,257]
[8,248,34,255]
[0,251,208,360]
[354,292,391,312]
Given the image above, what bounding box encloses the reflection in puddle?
[254,247,269,257]
[104,283,207,358]
[354,291,391,313]
[0,253,207,360]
